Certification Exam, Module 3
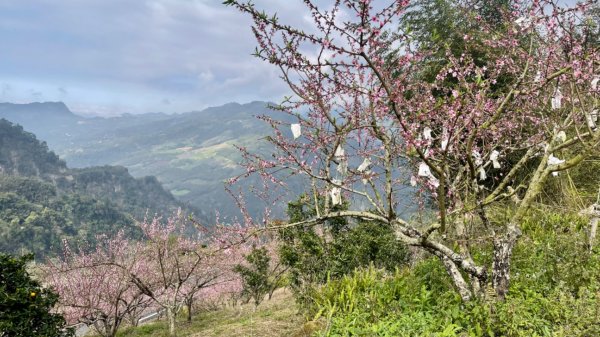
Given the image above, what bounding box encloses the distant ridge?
[0,101,291,220]
[0,102,76,123]
[0,101,73,114]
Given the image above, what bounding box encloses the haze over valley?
[0,100,289,224]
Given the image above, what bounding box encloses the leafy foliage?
[0,253,73,337]
[311,211,600,336]
[0,119,66,177]
[0,119,194,257]
[279,196,409,308]
[0,175,138,257]
[234,246,272,307]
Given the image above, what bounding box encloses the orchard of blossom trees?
[41,212,274,337]
[225,0,600,302]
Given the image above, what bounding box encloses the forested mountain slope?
[0,119,199,257]
[0,101,285,219]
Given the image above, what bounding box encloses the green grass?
[111,289,314,337]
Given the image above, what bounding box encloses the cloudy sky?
[0,0,581,116]
[0,1,320,116]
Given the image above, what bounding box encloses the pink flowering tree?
[179,265,226,322]
[42,234,150,337]
[123,214,212,336]
[178,225,246,322]
[123,293,154,327]
[45,213,251,337]
[107,213,249,337]
[225,0,600,301]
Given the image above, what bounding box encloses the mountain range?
[0,101,288,222]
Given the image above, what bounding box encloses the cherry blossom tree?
[118,214,215,336]
[106,213,248,337]
[44,212,252,337]
[123,292,153,328]
[178,244,241,322]
[42,234,148,337]
[226,0,600,301]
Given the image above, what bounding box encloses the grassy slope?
[115,289,316,337]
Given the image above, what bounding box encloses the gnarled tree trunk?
[492,224,521,300]
[440,256,473,301]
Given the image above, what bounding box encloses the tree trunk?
[491,153,547,300]
[167,307,177,337]
[93,318,117,337]
[110,317,122,337]
[128,307,142,327]
[455,216,484,298]
[492,224,521,300]
[109,325,118,337]
[186,297,193,323]
[401,224,486,302]
[268,285,277,300]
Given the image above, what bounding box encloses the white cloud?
[0,0,315,115]
[0,0,405,115]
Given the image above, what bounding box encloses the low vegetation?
[112,289,306,337]
[309,210,600,337]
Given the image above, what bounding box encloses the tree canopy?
[0,253,73,337]
[226,0,600,301]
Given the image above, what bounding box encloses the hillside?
[112,289,308,337]
[0,119,199,257]
[0,101,286,220]
[0,120,67,177]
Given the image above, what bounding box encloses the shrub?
[0,253,73,337]
[279,197,409,308]
[234,246,272,307]
[311,211,600,336]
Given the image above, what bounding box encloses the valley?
[0,101,285,222]
[0,119,197,257]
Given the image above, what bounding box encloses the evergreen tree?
[234,246,272,307]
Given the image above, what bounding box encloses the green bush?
[279,196,409,308]
[311,211,600,337]
[0,253,73,337]
[234,246,273,306]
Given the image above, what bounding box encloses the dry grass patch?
[115,289,311,337]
